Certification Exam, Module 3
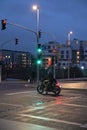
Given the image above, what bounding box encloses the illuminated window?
[77,51,80,55]
[77,56,79,59]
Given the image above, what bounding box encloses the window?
[66,50,69,54]
[63,63,65,65]
[61,50,64,54]
[61,55,64,59]
[47,45,51,49]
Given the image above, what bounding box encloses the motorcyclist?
[43,71,56,94]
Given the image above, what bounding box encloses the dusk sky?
[0,0,87,54]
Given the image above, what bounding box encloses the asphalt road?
[0,81,87,130]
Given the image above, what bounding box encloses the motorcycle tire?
[37,85,44,94]
[54,86,61,95]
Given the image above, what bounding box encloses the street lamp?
[67,31,72,79]
[32,5,40,85]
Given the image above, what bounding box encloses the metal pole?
[0,50,2,82]
[36,8,40,85]
[68,33,70,79]
[0,65,1,83]
[67,31,72,79]
[53,56,56,79]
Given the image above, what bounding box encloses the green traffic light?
[37,59,42,64]
[37,48,42,53]
[37,43,42,53]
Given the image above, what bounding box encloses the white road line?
[18,114,83,128]
[6,91,55,99]
[6,91,87,109]
[63,103,87,108]
[6,91,34,95]
[0,118,60,130]
[0,103,24,108]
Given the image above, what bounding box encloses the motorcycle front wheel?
[37,85,44,94]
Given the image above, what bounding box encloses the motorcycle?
[37,79,62,96]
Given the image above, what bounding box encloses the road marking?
[63,103,87,108]
[81,124,87,128]
[18,114,84,128]
[0,103,24,108]
[6,91,87,109]
[0,118,59,130]
[6,91,56,99]
[6,91,35,95]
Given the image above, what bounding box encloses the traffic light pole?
[36,8,40,85]
[0,63,2,83]
[7,22,36,35]
[1,19,41,84]
[53,56,56,79]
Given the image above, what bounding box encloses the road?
[0,81,87,130]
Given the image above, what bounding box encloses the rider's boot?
[45,86,48,95]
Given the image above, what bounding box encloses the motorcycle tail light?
[56,81,62,88]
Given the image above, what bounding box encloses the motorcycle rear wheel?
[37,85,44,94]
[54,87,61,95]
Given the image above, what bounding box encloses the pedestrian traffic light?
[15,38,18,45]
[1,19,7,30]
[37,43,42,65]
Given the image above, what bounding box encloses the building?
[1,49,33,69]
[42,39,87,69]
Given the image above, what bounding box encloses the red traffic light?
[1,19,7,30]
[46,57,52,67]
[15,38,18,44]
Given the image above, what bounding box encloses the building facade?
[42,39,87,69]
[1,49,33,69]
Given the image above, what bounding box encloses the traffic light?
[15,38,18,45]
[0,53,2,65]
[37,43,42,53]
[0,61,2,65]
[52,56,57,65]
[46,58,52,67]
[1,19,7,30]
[37,43,42,65]
[37,59,42,65]
[38,31,41,38]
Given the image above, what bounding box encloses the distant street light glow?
[69,31,73,34]
[81,66,84,70]
[32,5,38,10]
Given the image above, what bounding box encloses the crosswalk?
[12,96,87,129]
[3,90,87,129]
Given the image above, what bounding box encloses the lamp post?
[32,5,40,85]
[67,31,72,79]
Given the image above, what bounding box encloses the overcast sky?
[0,0,87,54]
